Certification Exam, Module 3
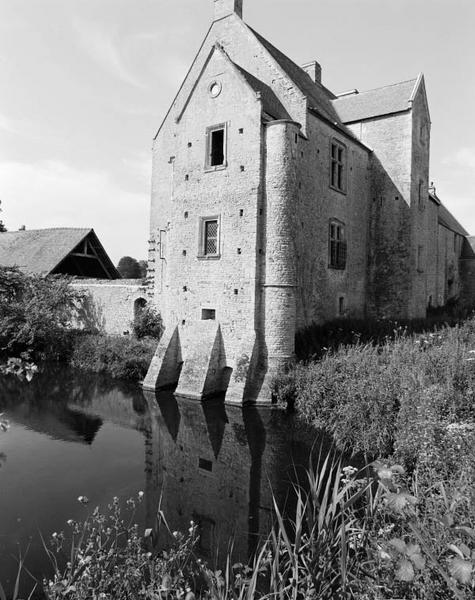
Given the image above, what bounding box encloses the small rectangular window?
[198,216,220,258]
[198,458,213,471]
[328,220,347,269]
[201,308,216,320]
[338,296,345,316]
[206,124,226,169]
[330,139,346,192]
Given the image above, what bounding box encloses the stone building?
[143,0,475,403]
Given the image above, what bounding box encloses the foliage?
[70,333,156,380]
[138,260,148,278]
[117,256,142,279]
[295,309,475,361]
[0,199,6,232]
[0,267,84,362]
[0,355,38,382]
[275,318,475,466]
[132,305,163,340]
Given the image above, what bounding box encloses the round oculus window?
[209,81,222,98]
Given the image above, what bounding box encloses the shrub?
[132,305,164,340]
[70,333,156,380]
[276,317,475,474]
[0,267,83,362]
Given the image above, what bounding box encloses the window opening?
[206,125,226,168]
[328,220,347,269]
[338,296,345,316]
[330,140,346,192]
[205,220,218,255]
[198,458,213,472]
[201,308,216,320]
[418,180,425,209]
[199,216,220,258]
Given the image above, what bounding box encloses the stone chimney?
[214,0,243,20]
[302,60,322,85]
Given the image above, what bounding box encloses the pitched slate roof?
[247,26,341,123]
[332,78,418,124]
[0,228,120,278]
[438,205,469,237]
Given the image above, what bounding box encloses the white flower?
[77,495,89,505]
[138,491,144,498]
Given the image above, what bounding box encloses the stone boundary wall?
[71,279,150,335]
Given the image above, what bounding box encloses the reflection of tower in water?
[142,391,315,563]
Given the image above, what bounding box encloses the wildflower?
[138,490,144,498]
[172,531,179,537]
[67,519,74,527]
[342,465,357,477]
[77,495,89,505]
[52,532,57,538]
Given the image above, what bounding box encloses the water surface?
[0,367,322,596]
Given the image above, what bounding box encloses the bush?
[0,267,83,362]
[132,305,163,340]
[70,333,156,380]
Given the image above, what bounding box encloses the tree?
[0,200,6,232]
[117,256,142,279]
[138,260,148,278]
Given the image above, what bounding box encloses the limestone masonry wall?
[72,279,148,335]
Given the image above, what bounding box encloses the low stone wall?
[71,279,150,335]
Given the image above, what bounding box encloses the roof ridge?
[2,227,92,233]
[335,77,418,99]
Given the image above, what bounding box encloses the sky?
[1,0,474,263]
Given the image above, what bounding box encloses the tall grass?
[275,318,475,467]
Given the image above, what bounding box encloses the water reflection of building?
[0,369,149,444]
[0,367,321,570]
[142,391,317,563]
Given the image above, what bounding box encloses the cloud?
[72,18,145,88]
[0,160,149,261]
[443,147,475,170]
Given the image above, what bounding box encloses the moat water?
[0,367,326,597]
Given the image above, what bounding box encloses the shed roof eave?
[340,107,412,126]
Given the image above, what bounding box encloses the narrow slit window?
[206,124,226,169]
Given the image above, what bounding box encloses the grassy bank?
[271,316,475,598]
[274,317,475,472]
